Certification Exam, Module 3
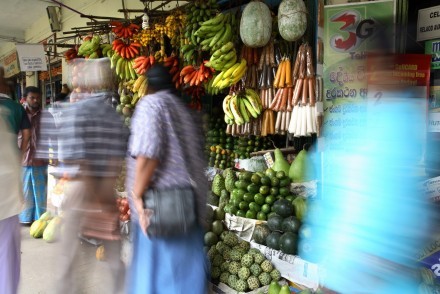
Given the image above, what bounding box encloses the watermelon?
[252,224,271,245]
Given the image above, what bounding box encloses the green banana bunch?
[196,12,234,52]
[100,43,113,58]
[78,35,101,57]
[206,42,237,71]
[222,89,262,125]
[184,0,219,46]
[180,43,197,65]
[212,59,247,90]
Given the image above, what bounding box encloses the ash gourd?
[278,0,308,42]
[240,1,272,48]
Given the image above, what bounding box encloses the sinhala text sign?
[15,44,47,71]
[417,5,440,42]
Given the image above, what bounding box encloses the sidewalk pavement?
[18,226,124,294]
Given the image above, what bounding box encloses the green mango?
[268,281,281,294]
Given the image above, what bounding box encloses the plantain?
[239,97,250,123]
[222,95,234,120]
[243,96,259,118]
[229,95,244,125]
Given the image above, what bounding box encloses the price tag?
[263,152,274,168]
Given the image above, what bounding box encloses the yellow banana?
[222,62,241,80]
[229,95,244,125]
[230,59,247,80]
[212,72,225,88]
[222,95,234,120]
[133,75,146,92]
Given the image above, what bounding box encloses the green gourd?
[273,148,290,175]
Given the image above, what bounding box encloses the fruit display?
[278,0,308,42]
[100,43,114,58]
[184,0,219,46]
[232,136,273,160]
[117,197,131,222]
[223,168,296,221]
[240,1,273,48]
[29,212,52,238]
[206,230,282,292]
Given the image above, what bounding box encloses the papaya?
[30,220,48,238]
[43,216,62,243]
[39,211,53,221]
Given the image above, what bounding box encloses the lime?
[271,177,280,187]
[236,189,246,198]
[259,186,270,195]
[251,174,261,185]
[247,183,260,194]
[279,187,290,197]
[237,210,247,218]
[232,193,244,203]
[230,206,238,215]
[276,171,286,179]
[224,204,233,214]
[239,201,249,211]
[257,212,267,221]
[265,195,275,205]
[270,187,279,196]
[260,176,271,186]
[248,202,257,211]
[246,210,256,219]
[243,193,254,203]
[261,204,271,214]
[254,193,265,205]
[265,168,276,179]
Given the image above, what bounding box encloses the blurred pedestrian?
[300,54,436,293]
[38,58,128,294]
[19,86,54,224]
[126,64,208,293]
[0,67,26,294]
[0,67,31,155]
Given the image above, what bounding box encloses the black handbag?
[143,186,197,237]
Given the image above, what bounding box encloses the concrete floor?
[18,226,128,294]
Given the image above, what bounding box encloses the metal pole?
[47,50,54,106]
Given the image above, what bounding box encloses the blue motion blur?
[300,97,435,293]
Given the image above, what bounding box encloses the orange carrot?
[285,59,292,87]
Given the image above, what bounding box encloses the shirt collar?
[0,93,11,99]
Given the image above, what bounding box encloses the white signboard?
[417,5,440,41]
[15,44,47,71]
[423,176,440,202]
[428,112,440,132]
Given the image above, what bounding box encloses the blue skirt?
[19,166,47,223]
[127,223,209,294]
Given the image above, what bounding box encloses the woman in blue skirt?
[126,64,209,294]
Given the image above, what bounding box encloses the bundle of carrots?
[132,55,156,75]
[180,61,214,87]
[164,55,182,89]
[110,21,140,39]
[112,39,141,59]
